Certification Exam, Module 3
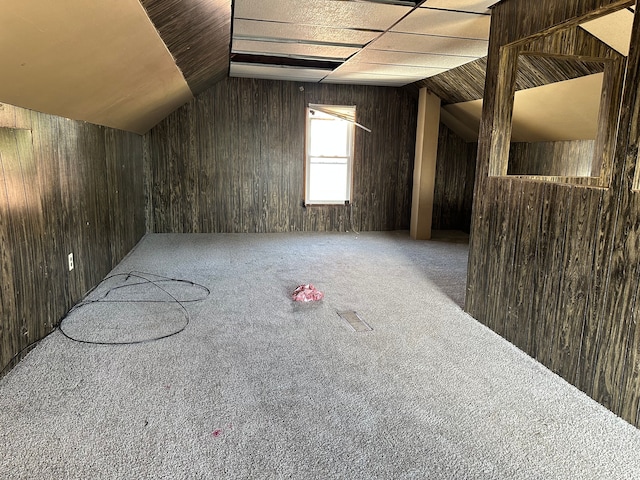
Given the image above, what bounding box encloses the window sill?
[303,201,351,207]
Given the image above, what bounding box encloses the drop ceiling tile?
[373,31,488,57]
[233,19,380,47]
[321,74,412,87]
[230,63,329,82]
[232,39,359,61]
[580,8,633,56]
[421,0,495,14]
[234,0,411,31]
[333,61,447,78]
[351,49,477,69]
[392,8,490,39]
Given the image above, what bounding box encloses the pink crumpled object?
[292,284,324,302]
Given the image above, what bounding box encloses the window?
[486,15,629,189]
[305,105,356,205]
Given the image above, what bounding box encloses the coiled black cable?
[0,271,210,376]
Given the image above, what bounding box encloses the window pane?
[308,163,348,202]
[305,104,355,205]
[308,118,350,157]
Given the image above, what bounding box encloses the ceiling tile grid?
[232,39,360,62]
[233,0,411,31]
[230,0,494,87]
[229,64,331,83]
[372,31,488,57]
[330,61,448,77]
[346,49,479,69]
[232,19,380,47]
[392,8,491,39]
[421,0,496,15]
[322,74,422,87]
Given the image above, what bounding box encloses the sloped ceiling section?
[581,6,634,56]
[412,57,487,104]
[140,0,232,95]
[231,0,494,86]
[445,73,606,142]
[419,6,635,142]
[417,55,607,105]
[0,1,188,134]
[0,0,231,134]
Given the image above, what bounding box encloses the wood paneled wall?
[145,77,417,233]
[0,103,145,375]
[412,57,488,104]
[507,140,595,176]
[466,0,640,426]
[432,124,476,232]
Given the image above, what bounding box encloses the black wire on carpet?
[0,271,210,377]
[59,271,210,345]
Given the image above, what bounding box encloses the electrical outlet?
[68,253,74,271]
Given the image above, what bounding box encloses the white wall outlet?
[68,253,74,271]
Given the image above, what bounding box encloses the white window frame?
[305,105,356,205]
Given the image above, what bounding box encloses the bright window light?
[305,105,355,205]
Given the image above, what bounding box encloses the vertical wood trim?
[489,46,520,177]
[410,88,441,240]
[592,57,627,179]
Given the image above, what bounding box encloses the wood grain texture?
[466,0,640,427]
[0,104,145,375]
[503,180,544,352]
[432,125,476,232]
[548,187,603,382]
[528,183,572,364]
[515,54,605,91]
[497,0,633,45]
[619,196,640,424]
[140,0,231,95]
[482,178,515,334]
[589,2,640,415]
[146,77,417,233]
[615,7,640,423]
[508,140,595,176]
[410,25,615,106]
[413,57,488,105]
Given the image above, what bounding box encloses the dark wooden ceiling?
[140,0,232,95]
[412,57,488,104]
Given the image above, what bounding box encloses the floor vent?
[338,311,372,332]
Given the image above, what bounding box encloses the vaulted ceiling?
[0,1,635,137]
[0,0,232,134]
